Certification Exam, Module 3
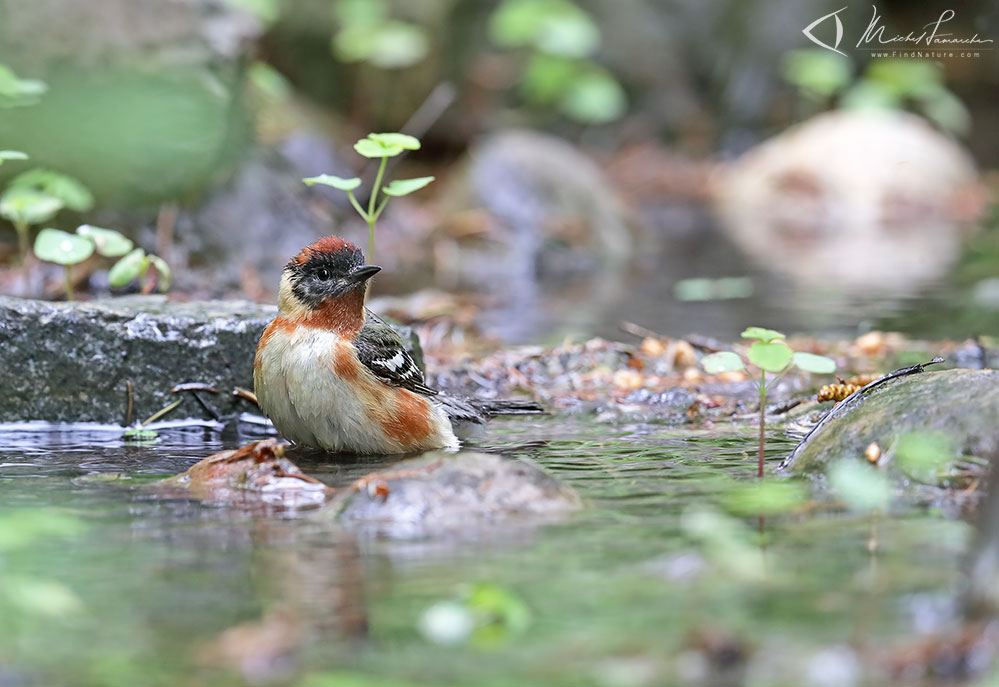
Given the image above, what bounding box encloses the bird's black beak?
[349,264,382,283]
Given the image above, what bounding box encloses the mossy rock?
[780,368,999,474]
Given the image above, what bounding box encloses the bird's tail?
[469,398,545,417]
[435,395,545,425]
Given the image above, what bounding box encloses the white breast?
[254,326,457,454]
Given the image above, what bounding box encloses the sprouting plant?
[33,228,94,301]
[1,168,92,267]
[7,168,95,213]
[303,132,434,265]
[32,224,164,301]
[108,247,172,295]
[1,188,63,266]
[701,327,836,478]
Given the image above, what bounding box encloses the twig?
[141,399,182,426]
[124,380,133,427]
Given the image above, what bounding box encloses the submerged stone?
[155,441,580,533]
[780,368,999,475]
[333,451,581,536]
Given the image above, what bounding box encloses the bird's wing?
[353,310,438,396]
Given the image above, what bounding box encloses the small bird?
[254,236,542,455]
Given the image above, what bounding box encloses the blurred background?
[0,0,996,344]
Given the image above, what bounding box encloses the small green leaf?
[558,68,627,124]
[303,174,362,191]
[33,228,94,265]
[383,176,435,197]
[76,225,133,257]
[828,459,891,513]
[354,137,402,158]
[741,327,785,343]
[108,248,148,287]
[747,341,793,372]
[123,428,158,442]
[148,255,172,292]
[792,352,836,374]
[895,431,956,483]
[367,22,429,69]
[9,169,94,212]
[723,481,809,517]
[368,132,421,150]
[0,188,63,225]
[0,150,28,165]
[701,351,746,374]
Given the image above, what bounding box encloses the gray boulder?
[0,296,424,424]
[780,368,999,475]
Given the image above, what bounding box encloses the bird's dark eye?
[316,268,331,281]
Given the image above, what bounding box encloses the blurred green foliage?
[781,50,970,135]
[333,0,429,69]
[0,63,47,108]
[488,0,626,124]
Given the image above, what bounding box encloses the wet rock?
[438,130,635,340]
[159,439,331,509]
[0,296,273,423]
[333,452,581,537]
[715,111,985,293]
[780,369,999,475]
[0,296,424,424]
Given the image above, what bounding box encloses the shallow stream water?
[0,415,986,687]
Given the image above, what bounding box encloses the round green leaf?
[303,174,362,191]
[367,22,429,69]
[76,225,133,257]
[368,132,421,150]
[558,69,626,124]
[0,150,28,165]
[108,248,148,287]
[792,352,836,374]
[383,176,435,197]
[741,327,785,343]
[0,188,63,225]
[148,255,172,292]
[9,169,94,212]
[747,341,793,372]
[354,137,402,158]
[534,6,600,57]
[700,351,746,374]
[828,459,891,513]
[33,228,94,265]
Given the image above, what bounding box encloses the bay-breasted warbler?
[253,236,541,455]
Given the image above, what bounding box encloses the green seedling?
[32,225,140,300]
[8,168,94,213]
[33,228,93,301]
[108,247,171,294]
[701,327,836,478]
[304,132,434,265]
[0,187,62,266]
